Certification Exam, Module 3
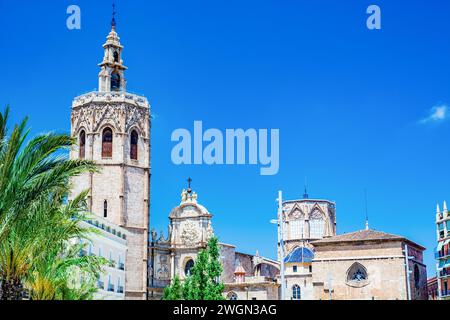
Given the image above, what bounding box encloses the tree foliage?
[0,106,107,300]
[163,236,225,300]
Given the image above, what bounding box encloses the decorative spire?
[437,203,441,214]
[303,177,309,199]
[111,2,117,29]
[444,201,448,214]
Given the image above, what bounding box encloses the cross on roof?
[187,177,193,193]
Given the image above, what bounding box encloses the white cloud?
[420,104,448,124]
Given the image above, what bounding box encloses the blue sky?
[1,0,450,276]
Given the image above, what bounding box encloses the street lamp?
[270,190,286,300]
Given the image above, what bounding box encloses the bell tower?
[98,5,127,93]
[69,7,151,300]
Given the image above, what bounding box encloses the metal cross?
[187,177,192,189]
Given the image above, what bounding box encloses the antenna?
[364,189,369,230]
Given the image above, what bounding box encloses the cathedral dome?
[284,247,314,263]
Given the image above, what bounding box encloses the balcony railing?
[439,268,450,277]
[435,252,450,259]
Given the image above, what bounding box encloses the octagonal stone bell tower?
[69,13,151,300]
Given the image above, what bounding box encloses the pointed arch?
[227,292,238,300]
[292,284,301,300]
[79,130,86,159]
[111,71,121,91]
[346,262,369,287]
[309,205,326,239]
[102,127,113,158]
[130,130,138,160]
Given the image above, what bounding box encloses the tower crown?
[98,7,127,92]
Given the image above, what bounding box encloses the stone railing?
[243,276,276,284]
[73,91,149,108]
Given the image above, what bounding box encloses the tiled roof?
[311,229,404,245]
[284,247,314,263]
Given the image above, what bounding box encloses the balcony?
[441,290,450,298]
[439,268,450,278]
[435,252,450,259]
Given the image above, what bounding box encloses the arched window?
[227,292,238,300]
[292,284,301,300]
[79,130,86,159]
[130,130,138,160]
[290,220,305,239]
[184,259,195,276]
[347,262,368,284]
[111,72,121,91]
[414,265,420,289]
[113,51,119,63]
[102,128,113,158]
[103,200,108,218]
[310,209,325,239]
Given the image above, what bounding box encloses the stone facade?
[280,197,336,256]
[278,195,336,300]
[148,188,280,300]
[70,22,150,300]
[311,230,428,300]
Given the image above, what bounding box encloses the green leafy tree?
[163,276,183,300]
[163,236,225,300]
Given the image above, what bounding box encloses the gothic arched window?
[292,284,301,300]
[184,259,195,277]
[290,220,305,239]
[103,200,108,218]
[102,128,113,158]
[111,72,121,91]
[227,292,238,300]
[79,130,86,159]
[347,263,368,286]
[414,264,420,289]
[130,130,138,160]
[310,209,325,239]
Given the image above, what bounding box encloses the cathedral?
[68,11,428,300]
[69,16,151,300]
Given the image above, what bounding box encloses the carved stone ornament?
[206,221,214,240]
[180,221,200,247]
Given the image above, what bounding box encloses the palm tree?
[0,106,102,300]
